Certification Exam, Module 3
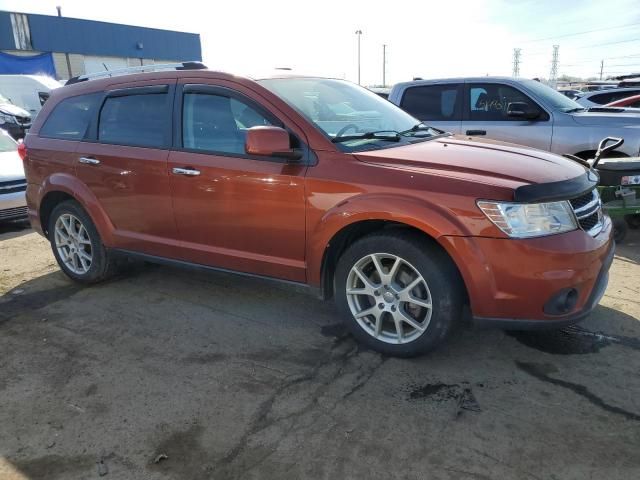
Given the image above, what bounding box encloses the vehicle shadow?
[615,228,639,264]
[0,220,32,241]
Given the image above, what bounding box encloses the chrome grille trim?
[569,189,604,237]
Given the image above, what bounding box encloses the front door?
[75,84,178,254]
[463,82,553,151]
[168,83,307,282]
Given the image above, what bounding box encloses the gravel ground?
[0,222,639,480]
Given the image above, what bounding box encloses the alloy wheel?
[54,213,93,275]
[346,253,433,344]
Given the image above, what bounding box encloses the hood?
[354,135,588,191]
[0,150,25,181]
[571,109,640,127]
[0,103,31,118]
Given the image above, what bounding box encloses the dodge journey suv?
[22,63,613,357]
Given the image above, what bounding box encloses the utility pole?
[600,60,604,80]
[355,30,363,85]
[549,45,559,88]
[382,44,387,86]
[512,48,521,77]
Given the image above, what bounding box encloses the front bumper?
[441,216,614,329]
[0,190,28,221]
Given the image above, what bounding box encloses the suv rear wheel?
[48,200,117,283]
[334,231,463,357]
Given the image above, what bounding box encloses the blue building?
[0,10,202,80]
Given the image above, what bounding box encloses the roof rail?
[66,61,207,85]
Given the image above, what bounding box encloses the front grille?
[0,179,27,194]
[569,189,603,236]
[0,205,27,220]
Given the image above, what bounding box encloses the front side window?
[182,93,274,155]
[98,93,170,148]
[39,93,101,140]
[400,84,461,121]
[259,78,438,151]
[468,84,542,121]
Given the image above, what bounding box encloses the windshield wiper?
[399,122,436,137]
[331,130,401,143]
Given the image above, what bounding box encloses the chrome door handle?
[79,156,100,165]
[172,167,201,176]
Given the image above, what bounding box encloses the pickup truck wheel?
[334,231,462,357]
[48,200,116,284]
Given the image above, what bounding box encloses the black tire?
[613,218,628,244]
[334,230,463,357]
[48,200,118,284]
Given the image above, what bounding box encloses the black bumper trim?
[473,241,615,331]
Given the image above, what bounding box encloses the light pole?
[355,29,363,85]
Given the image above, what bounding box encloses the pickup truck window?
[468,84,544,121]
[400,84,461,121]
[182,93,273,155]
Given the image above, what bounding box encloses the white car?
[0,131,27,222]
[576,87,640,108]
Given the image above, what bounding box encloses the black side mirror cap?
[507,102,540,120]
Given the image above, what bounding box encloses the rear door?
[167,82,308,281]
[75,82,178,254]
[462,82,553,150]
[398,83,463,133]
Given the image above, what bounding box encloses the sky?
[1,0,640,85]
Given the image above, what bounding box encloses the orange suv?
[22,63,613,357]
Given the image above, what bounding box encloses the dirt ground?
[0,222,639,480]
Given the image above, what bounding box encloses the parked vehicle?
[0,93,31,140]
[368,87,391,99]
[388,77,640,158]
[0,75,60,117]
[23,64,613,357]
[558,89,582,99]
[0,130,27,221]
[605,94,640,109]
[575,87,640,108]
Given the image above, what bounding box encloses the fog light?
[544,288,579,315]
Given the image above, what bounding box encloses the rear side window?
[39,93,101,140]
[98,92,171,148]
[400,84,461,121]
[590,90,640,105]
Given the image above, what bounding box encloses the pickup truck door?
[396,83,463,134]
[462,82,553,151]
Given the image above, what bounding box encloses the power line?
[518,21,640,44]
[576,37,640,49]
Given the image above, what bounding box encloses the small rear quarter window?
[39,93,102,140]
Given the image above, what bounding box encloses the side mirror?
[507,102,540,120]
[245,126,302,161]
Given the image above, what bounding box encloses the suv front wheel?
[334,231,463,357]
[48,200,117,284]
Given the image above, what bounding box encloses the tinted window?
[590,90,640,105]
[182,93,273,155]
[39,93,101,140]
[99,93,170,148]
[468,83,543,121]
[400,85,461,121]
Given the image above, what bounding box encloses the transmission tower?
[549,45,559,88]
[512,48,521,77]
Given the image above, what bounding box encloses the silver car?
[0,130,27,221]
[389,77,640,158]
[576,87,640,108]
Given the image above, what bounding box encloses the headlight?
[0,112,14,125]
[477,200,577,238]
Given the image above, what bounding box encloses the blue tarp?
[0,51,56,77]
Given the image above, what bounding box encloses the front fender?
[36,173,115,245]
[307,192,472,286]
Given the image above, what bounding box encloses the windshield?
[258,78,438,150]
[0,132,17,152]
[0,93,9,104]
[521,79,584,111]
